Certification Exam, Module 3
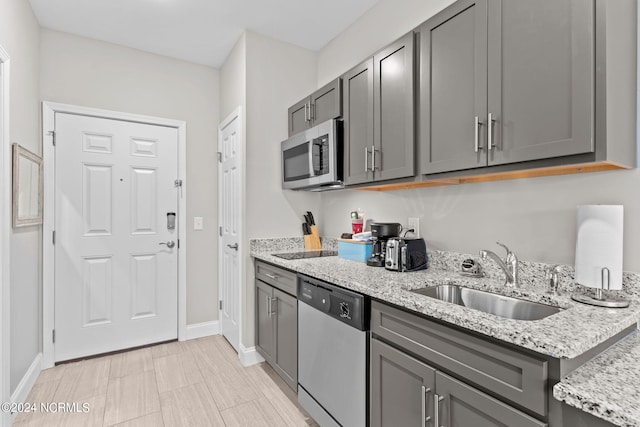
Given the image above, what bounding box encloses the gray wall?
[40,29,221,325]
[0,0,42,395]
[317,0,640,272]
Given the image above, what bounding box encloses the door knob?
[159,241,176,249]
[227,243,239,251]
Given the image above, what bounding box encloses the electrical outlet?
[407,217,420,238]
[194,217,204,230]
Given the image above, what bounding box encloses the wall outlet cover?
[408,217,420,238]
[194,216,204,230]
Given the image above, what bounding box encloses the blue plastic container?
[338,239,374,263]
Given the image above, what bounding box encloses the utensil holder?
[304,225,322,250]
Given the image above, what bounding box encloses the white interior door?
[218,108,242,352]
[54,113,179,362]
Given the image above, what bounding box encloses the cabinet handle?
[434,394,444,427]
[264,273,278,280]
[364,147,370,172]
[310,102,315,121]
[270,297,278,316]
[371,146,378,171]
[266,296,271,318]
[421,386,432,427]
[474,116,483,152]
[487,113,496,151]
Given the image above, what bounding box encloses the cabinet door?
[255,280,275,365]
[436,372,547,427]
[487,0,594,165]
[343,59,375,185]
[371,338,436,427]
[311,78,342,125]
[420,0,488,174]
[273,289,297,391]
[374,32,415,181]
[288,97,311,136]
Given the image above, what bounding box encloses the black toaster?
[385,237,428,272]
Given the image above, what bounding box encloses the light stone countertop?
[251,237,640,426]
[553,331,640,427]
[250,241,640,360]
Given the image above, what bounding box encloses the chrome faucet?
[479,242,519,287]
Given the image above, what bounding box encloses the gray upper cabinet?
[487,0,594,165]
[420,0,488,174]
[421,0,597,174]
[343,31,415,185]
[374,32,415,181]
[343,58,375,185]
[287,78,342,136]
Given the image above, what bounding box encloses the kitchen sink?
[411,284,562,321]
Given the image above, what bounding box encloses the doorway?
[218,107,243,352]
[42,102,187,368]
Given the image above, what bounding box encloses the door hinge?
[52,231,55,245]
[48,130,56,146]
[217,152,222,163]
[52,329,55,343]
[174,179,183,188]
[219,226,223,237]
[219,300,223,310]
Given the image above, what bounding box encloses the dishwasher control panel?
[297,274,369,331]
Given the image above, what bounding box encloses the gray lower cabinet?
[288,77,342,136]
[343,31,415,185]
[371,301,552,426]
[371,338,546,427]
[420,0,633,176]
[255,261,297,391]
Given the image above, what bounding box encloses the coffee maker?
[367,222,402,267]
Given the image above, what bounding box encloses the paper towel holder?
[571,267,630,308]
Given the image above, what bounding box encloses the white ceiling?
[28,0,379,68]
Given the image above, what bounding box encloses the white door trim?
[42,101,187,369]
[217,106,243,352]
[0,44,11,427]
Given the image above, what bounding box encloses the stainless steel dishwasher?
[297,274,369,427]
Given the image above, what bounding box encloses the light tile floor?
[12,336,317,427]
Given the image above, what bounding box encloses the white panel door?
[218,110,241,352]
[54,113,178,362]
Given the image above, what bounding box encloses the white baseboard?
[239,344,264,367]
[185,321,219,340]
[10,353,42,423]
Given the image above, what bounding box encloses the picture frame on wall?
[12,143,43,228]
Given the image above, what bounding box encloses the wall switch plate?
[408,217,420,238]
[194,216,204,230]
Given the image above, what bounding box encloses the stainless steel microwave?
[281,119,343,191]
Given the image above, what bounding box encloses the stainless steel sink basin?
[412,284,562,321]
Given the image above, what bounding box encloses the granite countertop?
[553,331,640,427]
[250,242,640,360]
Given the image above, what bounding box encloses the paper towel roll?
[575,205,623,290]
